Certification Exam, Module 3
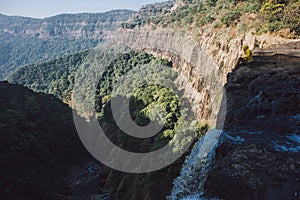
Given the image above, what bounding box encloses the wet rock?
[205,54,300,199]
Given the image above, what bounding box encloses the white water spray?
[168,130,223,200]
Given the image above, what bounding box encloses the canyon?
[1,0,300,199]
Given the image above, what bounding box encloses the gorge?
[1,0,300,199]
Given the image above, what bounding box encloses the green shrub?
[283,2,300,35]
[221,10,241,26]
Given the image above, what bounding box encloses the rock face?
[204,54,300,199]
[110,27,244,127]
[104,26,300,199]
[110,27,300,128]
[96,27,245,198]
[223,54,300,133]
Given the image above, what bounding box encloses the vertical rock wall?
[108,27,297,127]
[108,27,245,127]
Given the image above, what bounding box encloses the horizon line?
[0,9,137,19]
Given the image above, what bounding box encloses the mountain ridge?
[0,10,135,38]
[0,9,134,80]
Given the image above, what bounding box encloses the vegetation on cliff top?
[123,0,300,38]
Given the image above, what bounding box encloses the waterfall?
[168,130,223,200]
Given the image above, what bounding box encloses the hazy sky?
[0,0,166,18]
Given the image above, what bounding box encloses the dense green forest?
[0,81,89,200]
[7,49,90,102]
[0,10,135,80]
[94,50,204,152]
[9,47,208,155]
[100,79,208,154]
[8,47,171,109]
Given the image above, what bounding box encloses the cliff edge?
[205,53,300,199]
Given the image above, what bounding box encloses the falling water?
[168,130,223,200]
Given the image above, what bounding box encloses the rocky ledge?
[205,54,300,200]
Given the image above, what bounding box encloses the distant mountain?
[0,10,135,38]
[0,10,135,80]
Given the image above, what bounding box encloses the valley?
[1,0,300,199]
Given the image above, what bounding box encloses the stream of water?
[168,130,223,200]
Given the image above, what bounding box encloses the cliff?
[2,1,300,199]
[205,54,300,199]
[108,25,299,128]
[102,16,300,199]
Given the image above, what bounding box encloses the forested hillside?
[7,50,90,103]
[0,10,135,80]
[8,46,207,151]
[8,48,170,108]
[7,47,210,199]
[0,33,99,80]
[0,81,90,200]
